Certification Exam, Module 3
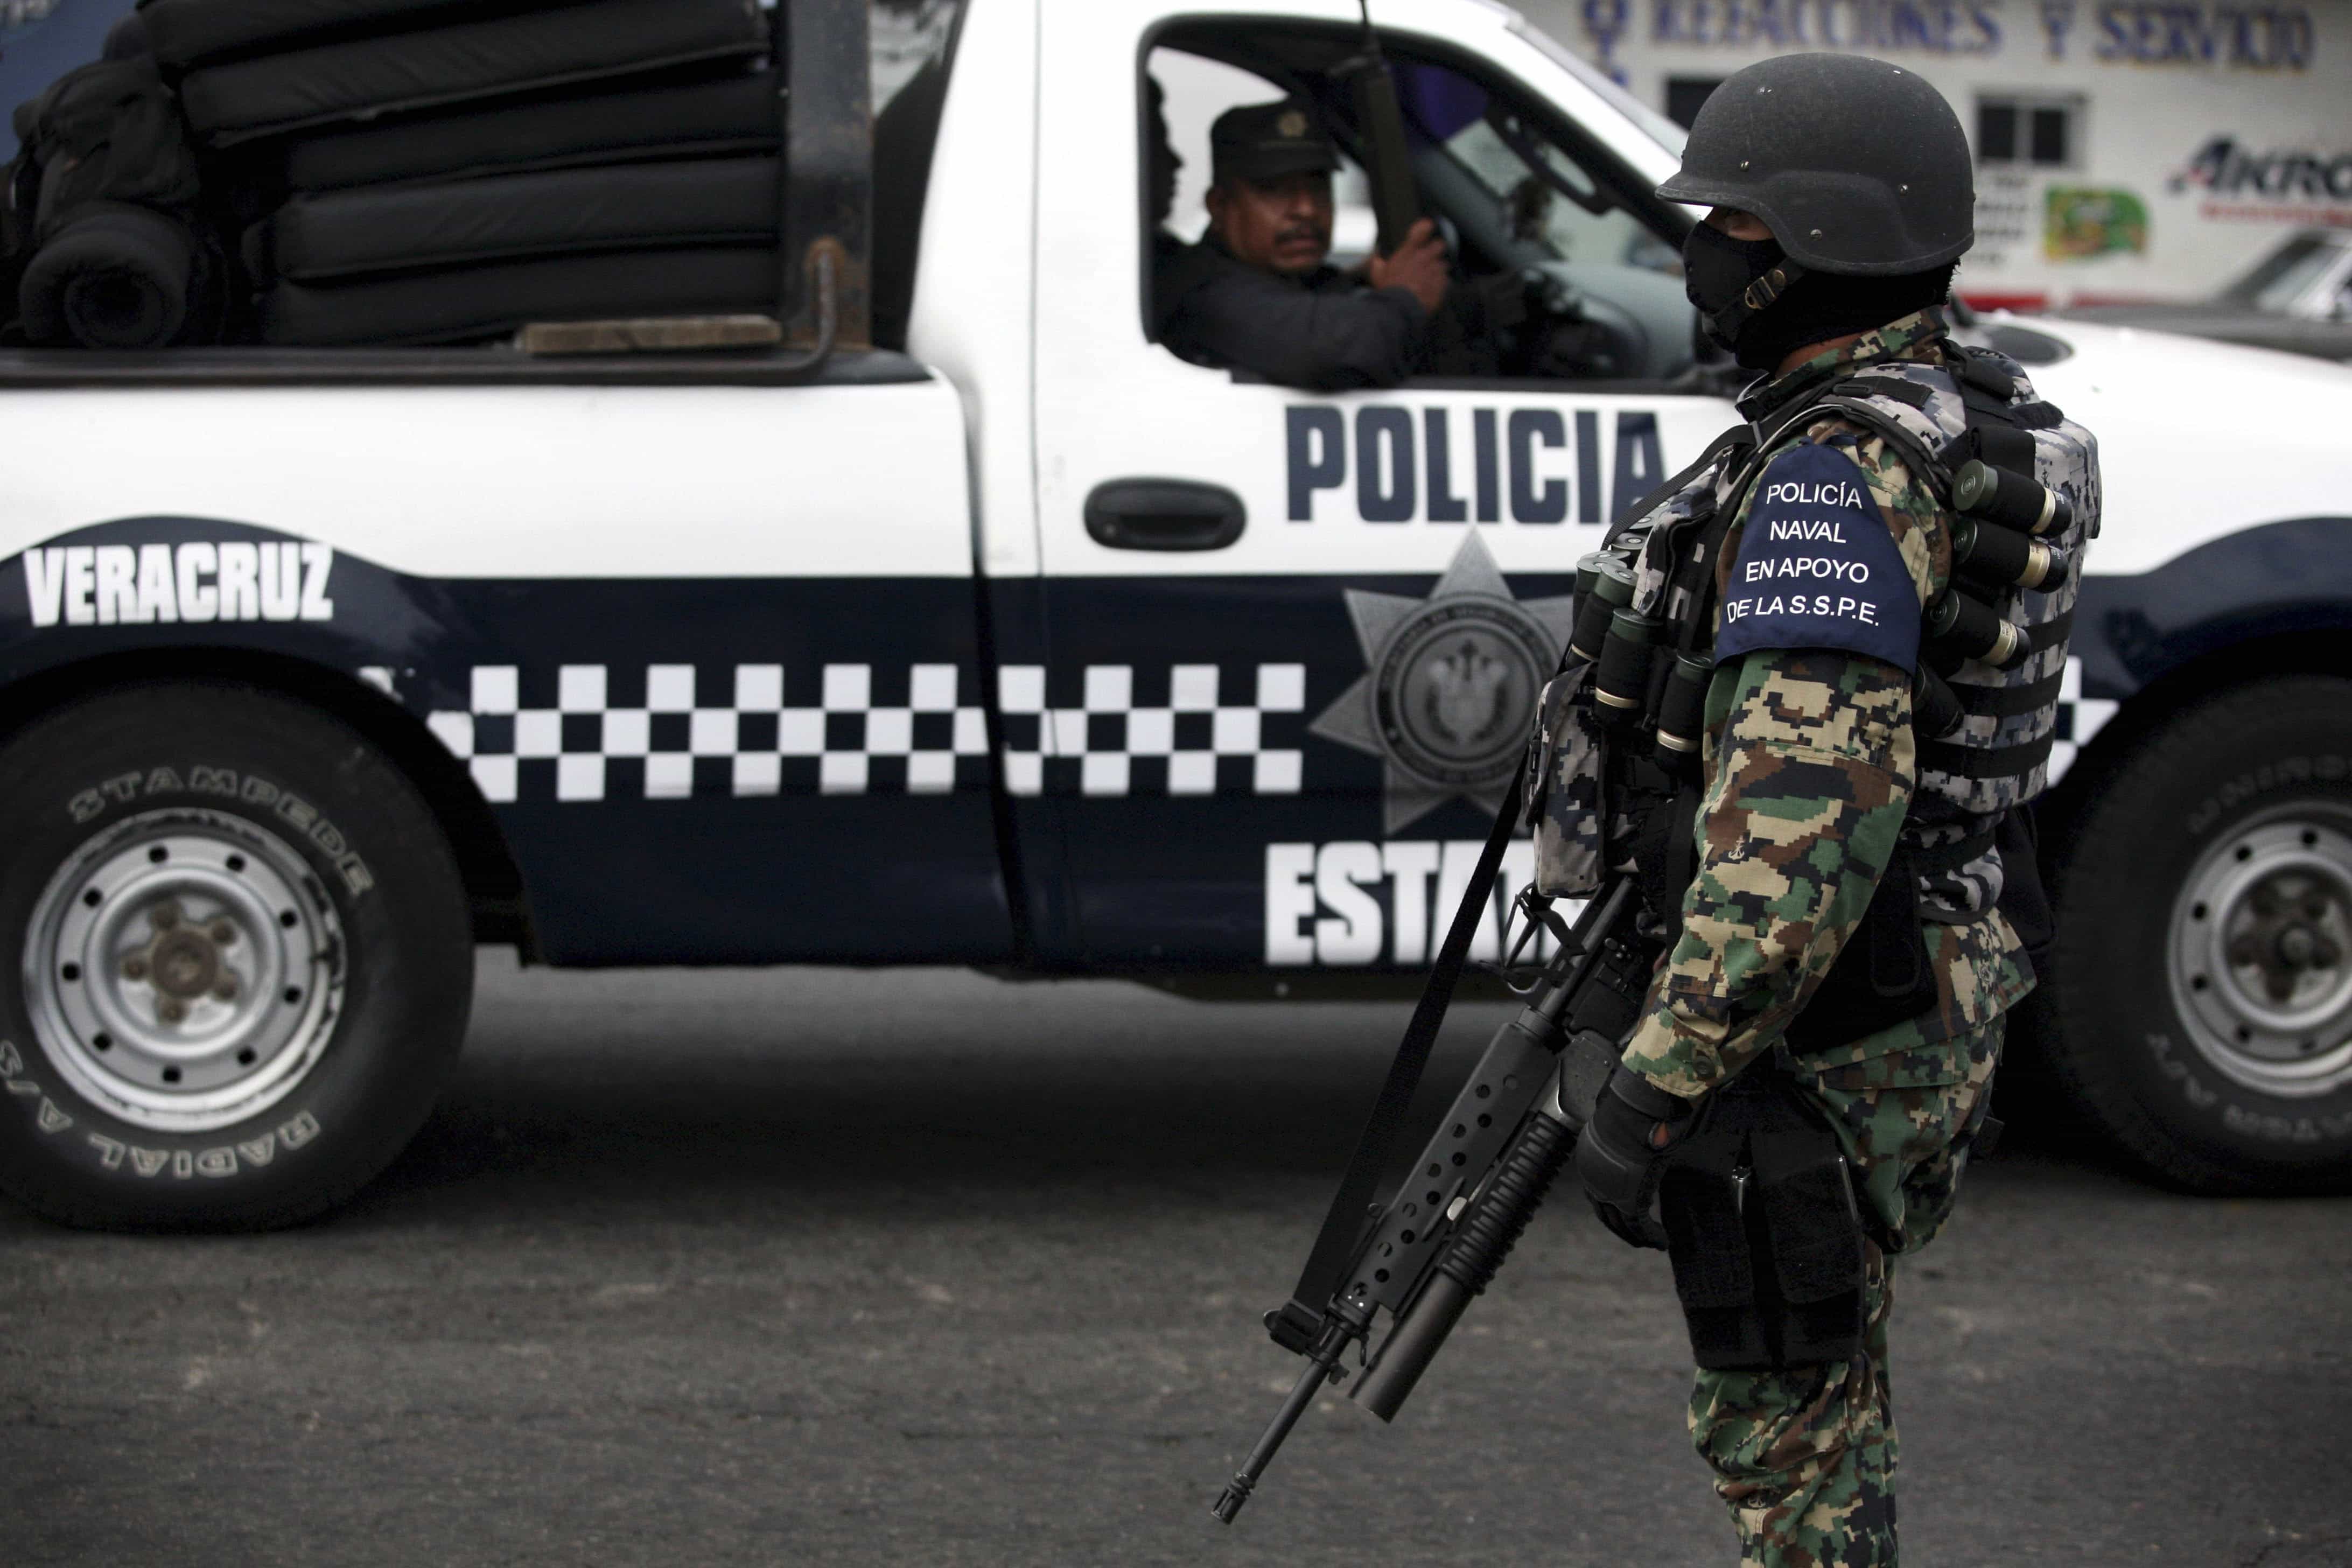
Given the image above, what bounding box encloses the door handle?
[1083,479,1247,551]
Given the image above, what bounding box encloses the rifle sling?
[1279,770,1526,1336]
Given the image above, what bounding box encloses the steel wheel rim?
[2167,807,2352,1099]
[23,808,346,1133]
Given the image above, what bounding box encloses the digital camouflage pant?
[1687,1007,2006,1568]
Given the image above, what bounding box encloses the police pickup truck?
[2,0,2348,1230]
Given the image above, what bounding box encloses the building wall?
[1517,0,2352,305]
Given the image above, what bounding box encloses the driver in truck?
[1154,97,1450,390]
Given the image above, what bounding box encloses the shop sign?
[2172,135,2352,224]
[2045,188,2151,260]
[1584,0,2316,68]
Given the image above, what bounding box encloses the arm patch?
[1714,444,1921,674]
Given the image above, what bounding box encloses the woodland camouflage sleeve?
[1618,427,1948,1100]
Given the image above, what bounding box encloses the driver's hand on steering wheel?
[1367,218,1450,316]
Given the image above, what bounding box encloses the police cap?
[1210,99,1340,185]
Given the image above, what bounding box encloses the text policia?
[1286,404,1665,525]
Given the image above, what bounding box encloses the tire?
[0,682,473,1229]
[2047,675,2352,1194]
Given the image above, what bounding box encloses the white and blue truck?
[1,0,2347,1228]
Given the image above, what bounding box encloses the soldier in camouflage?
[1562,55,2096,1567]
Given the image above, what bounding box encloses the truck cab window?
[1394,60,1693,382]
[1144,30,1697,390]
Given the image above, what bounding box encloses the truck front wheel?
[0,682,473,1229]
[2048,675,2352,1193]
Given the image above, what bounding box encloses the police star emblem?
[1277,109,1310,139]
[1311,533,1576,833]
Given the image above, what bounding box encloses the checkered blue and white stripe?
[996,663,1305,798]
[425,663,990,803]
[411,656,2106,804]
[2046,655,2118,786]
[421,662,1307,803]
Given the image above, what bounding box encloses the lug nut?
[158,999,186,1024]
[211,920,236,946]
[213,976,239,1001]
[123,956,148,981]
[150,900,181,930]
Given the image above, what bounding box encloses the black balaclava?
[1683,222,1957,373]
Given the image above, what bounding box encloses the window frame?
[1974,90,2087,172]
[1136,15,1699,389]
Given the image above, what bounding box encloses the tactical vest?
[1527,336,2101,952]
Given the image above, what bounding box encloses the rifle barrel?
[1211,1346,1340,1523]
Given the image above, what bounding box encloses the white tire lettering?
[87,1132,125,1169]
[37,1098,71,1133]
[60,768,375,900]
[276,794,318,834]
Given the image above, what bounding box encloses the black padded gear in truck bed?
[177,0,769,146]
[256,244,778,345]
[248,156,779,282]
[278,71,778,192]
[138,0,570,71]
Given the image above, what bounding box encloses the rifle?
[1210,871,1653,1523]
[1335,0,1419,256]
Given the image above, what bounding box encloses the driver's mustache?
[1276,224,1325,244]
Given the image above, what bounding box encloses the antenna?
[1345,0,1418,255]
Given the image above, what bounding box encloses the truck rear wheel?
[0,682,472,1229]
[2047,676,2352,1193]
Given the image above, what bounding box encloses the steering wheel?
[1521,268,1653,380]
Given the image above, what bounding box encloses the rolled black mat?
[248,155,780,283]
[139,0,579,72]
[19,203,213,349]
[178,0,770,147]
[256,243,777,346]
[279,70,778,192]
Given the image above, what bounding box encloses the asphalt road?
[4,957,2349,1567]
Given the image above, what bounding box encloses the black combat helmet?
[1657,54,1973,276]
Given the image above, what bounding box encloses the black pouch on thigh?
[1660,1122,1768,1369]
[1661,1075,1867,1370]
[1786,842,1938,1054]
[1748,1089,1867,1364]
